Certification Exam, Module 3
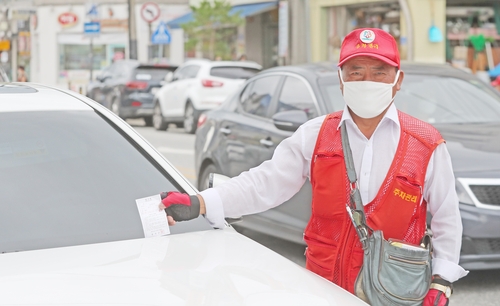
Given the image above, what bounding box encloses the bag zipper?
[388,255,428,265]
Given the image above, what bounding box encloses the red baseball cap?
[491,76,500,87]
[338,28,400,69]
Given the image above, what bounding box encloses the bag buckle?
[346,206,369,250]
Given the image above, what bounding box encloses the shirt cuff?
[199,188,226,229]
[432,257,469,283]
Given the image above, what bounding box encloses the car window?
[134,67,171,81]
[0,110,210,253]
[210,66,261,79]
[318,76,344,111]
[174,65,199,80]
[319,74,500,124]
[241,76,281,118]
[395,75,500,123]
[277,76,318,119]
[184,65,200,78]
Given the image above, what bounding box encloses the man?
[17,66,27,82]
[160,28,468,305]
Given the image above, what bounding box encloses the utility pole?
[128,0,137,59]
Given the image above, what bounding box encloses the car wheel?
[143,116,153,127]
[153,102,169,131]
[198,163,217,191]
[184,101,197,134]
[111,99,122,118]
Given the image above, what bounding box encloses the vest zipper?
[339,223,353,288]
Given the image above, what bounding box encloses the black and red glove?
[160,192,200,221]
[423,289,449,306]
[424,277,453,306]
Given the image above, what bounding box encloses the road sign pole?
[128,0,138,59]
[89,37,93,81]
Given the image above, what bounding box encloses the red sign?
[58,12,78,28]
[141,2,160,23]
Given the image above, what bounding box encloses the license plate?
[150,87,159,95]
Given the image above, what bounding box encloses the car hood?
[0,229,366,306]
[436,123,500,178]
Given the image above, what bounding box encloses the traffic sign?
[86,3,99,20]
[151,21,171,44]
[84,22,100,36]
[141,2,161,23]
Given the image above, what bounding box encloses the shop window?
[59,44,107,70]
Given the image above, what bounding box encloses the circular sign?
[58,12,78,28]
[141,2,161,23]
[360,30,375,43]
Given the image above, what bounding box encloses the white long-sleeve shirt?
[200,103,468,282]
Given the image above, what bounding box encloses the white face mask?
[340,70,400,119]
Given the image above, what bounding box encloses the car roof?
[0,83,92,112]
[259,63,338,83]
[183,59,262,69]
[260,61,478,83]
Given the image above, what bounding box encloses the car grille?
[469,185,500,206]
[474,238,500,254]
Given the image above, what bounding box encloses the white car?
[153,59,262,133]
[0,83,367,305]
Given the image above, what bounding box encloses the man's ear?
[338,70,344,93]
[395,70,404,91]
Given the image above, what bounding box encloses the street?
[130,119,500,306]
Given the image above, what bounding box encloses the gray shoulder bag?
[340,121,432,306]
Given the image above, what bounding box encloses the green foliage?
[181,0,244,60]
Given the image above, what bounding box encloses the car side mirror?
[208,173,230,188]
[97,74,110,82]
[208,173,242,225]
[164,71,174,83]
[272,110,309,132]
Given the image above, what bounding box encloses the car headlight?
[456,178,475,206]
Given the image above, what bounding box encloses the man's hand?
[159,192,200,225]
[423,289,449,306]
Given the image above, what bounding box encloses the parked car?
[153,59,262,133]
[195,62,500,271]
[0,82,368,305]
[87,59,177,126]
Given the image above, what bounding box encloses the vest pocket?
[312,153,347,218]
[305,246,334,281]
[369,175,423,241]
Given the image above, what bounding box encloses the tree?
[182,0,244,60]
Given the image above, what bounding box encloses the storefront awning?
[167,1,277,29]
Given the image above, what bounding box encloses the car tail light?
[201,79,223,87]
[197,113,207,127]
[126,81,148,90]
[131,101,142,107]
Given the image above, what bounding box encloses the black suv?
[87,60,177,126]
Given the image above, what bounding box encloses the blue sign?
[87,4,99,19]
[151,22,171,45]
[84,22,101,36]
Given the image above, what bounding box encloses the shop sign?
[58,12,79,28]
[0,40,10,51]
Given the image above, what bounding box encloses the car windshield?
[0,110,210,254]
[320,74,500,124]
[133,67,172,81]
[210,66,261,79]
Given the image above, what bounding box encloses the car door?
[165,65,200,117]
[259,74,321,229]
[217,74,283,177]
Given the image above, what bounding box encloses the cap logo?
[360,30,375,43]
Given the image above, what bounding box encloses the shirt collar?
[337,103,400,130]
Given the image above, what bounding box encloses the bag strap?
[340,121,369,249]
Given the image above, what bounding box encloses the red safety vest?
[304,110,444,294]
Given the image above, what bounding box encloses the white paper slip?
[135,194,170,238]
